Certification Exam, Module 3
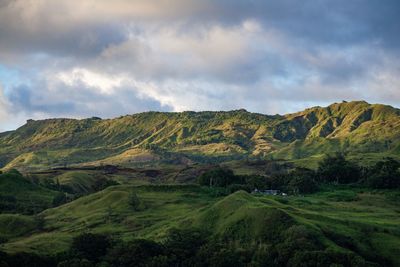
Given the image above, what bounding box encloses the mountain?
[1,101,399,170]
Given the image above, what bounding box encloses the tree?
[3,252,54,267]
[317,154,361,184]
[227,184,252,193]
[288,168,318,194]
[57,259,93,267]
[366,158,400,189]
[198,167,238,187]
[71,233,111,263]
[106,239,165,267]
[129,191,142,211]
[267,173,290,191]
[164,228,208,265]
[241,175,268,190]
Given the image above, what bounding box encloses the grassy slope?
[0,171,58,214]
[272,101,400,160]
[0,101,399,171]
[1,186,399,265]
[0,214,40,239]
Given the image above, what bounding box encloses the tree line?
[198,155,400,194]
[0,226,376,267]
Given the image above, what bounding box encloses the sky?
[0,0,399,131]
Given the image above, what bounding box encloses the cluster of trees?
[317,154,400,189]
[363,158,400,189]
[255,155,400,193]
[198,155,400,195]
[270,168,319,194]
[198,167,318,195]
[0,227,375,267]
[198,167,269,194]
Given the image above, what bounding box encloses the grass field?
[1,185,399,265]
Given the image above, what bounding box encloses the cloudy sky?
[0,0,399,130]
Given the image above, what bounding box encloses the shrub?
[128,191,145,211]
[71,233,111,263]
[4,252,54,267]
[57,258,94,267]
[106,239,165,267]
[164,228,209,265]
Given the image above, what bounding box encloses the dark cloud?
[0,0,399,130]
[1,0,399,57]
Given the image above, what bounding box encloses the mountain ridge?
[1,101,399,170]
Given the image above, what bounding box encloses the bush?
[196,241,248,267]
[128,191,145,211]
[164,228,209,265]
[71,233,111,263]
[3,252,54,267]
[106,239,165,267]
[57,258,93,267]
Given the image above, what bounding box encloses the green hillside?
[0,101,399,171]
[0,170,58,214]
[1,185,399,266]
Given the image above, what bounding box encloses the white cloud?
[0,84,14,131]
[56,68,127,94]
[0,0,399,131]
[95,19,272,83]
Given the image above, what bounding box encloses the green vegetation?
[198,167,237,187]
[0,186,399,266]
[317,153,361,184]
[0,170,58,214]
[0,101,399,171]
[365,158,400,189]
[0,101,399,266]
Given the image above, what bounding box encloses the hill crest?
[1,101,399,170]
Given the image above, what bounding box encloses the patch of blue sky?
[0,64,26,95]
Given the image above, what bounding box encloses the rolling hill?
[1,185,399,266]
[1,101,399,171]
[0,170,58,214]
